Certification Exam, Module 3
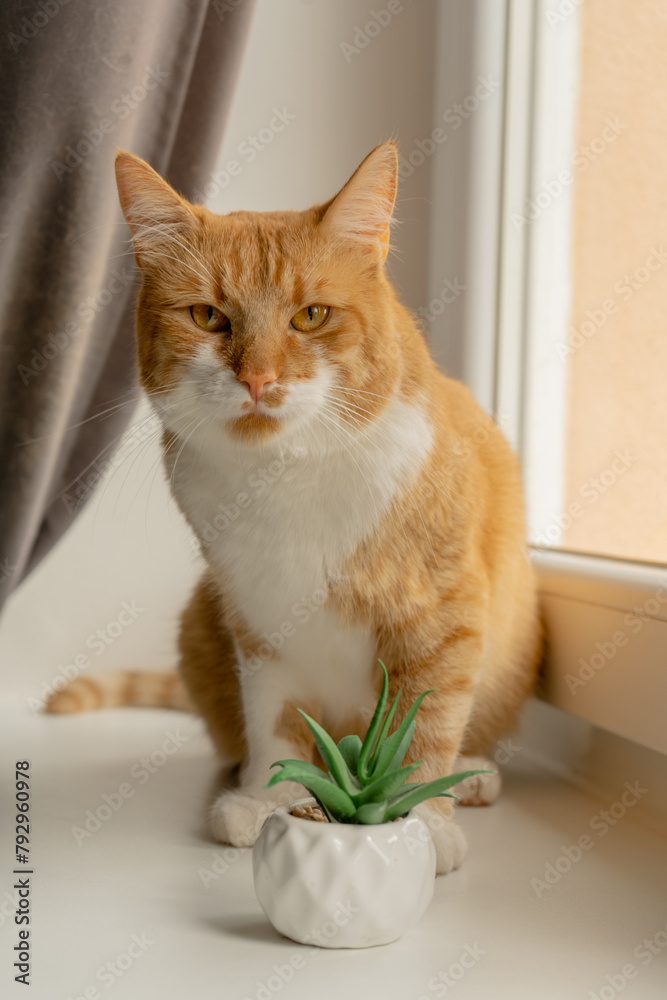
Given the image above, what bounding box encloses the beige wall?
[563,0,667,564]
[205,0,437,318]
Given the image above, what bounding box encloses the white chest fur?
[163,388,433,725]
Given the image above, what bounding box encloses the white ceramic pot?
[253,798,436,948]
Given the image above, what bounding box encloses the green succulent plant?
[266,661,494,824]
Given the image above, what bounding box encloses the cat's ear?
[320,142,398,261]
[115,151,196,266]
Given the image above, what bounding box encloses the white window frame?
[432,0,667,756]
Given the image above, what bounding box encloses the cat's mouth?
[228,410,282,442]
[229,382,290,438]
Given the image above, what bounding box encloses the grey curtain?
[0,0,255,610]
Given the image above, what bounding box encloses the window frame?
[432,0,667,756]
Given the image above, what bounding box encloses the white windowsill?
[1,698,665,999]
[532,548,667,756]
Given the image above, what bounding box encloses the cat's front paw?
[210,791,277,846]
[210,783,304,847]
[453,755,501,806]
[414,800,468,875]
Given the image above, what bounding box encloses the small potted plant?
[252,663,492,948]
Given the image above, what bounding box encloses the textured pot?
[253,798,436,948]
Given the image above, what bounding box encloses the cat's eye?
[290,304,330,333]
[190,304,231,334]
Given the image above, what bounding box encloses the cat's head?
[115,143,403,445]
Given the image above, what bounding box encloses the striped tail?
[45,670,194,714]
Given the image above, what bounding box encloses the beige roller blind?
[561,0,667,564]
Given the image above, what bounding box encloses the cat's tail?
[45,670,194,715]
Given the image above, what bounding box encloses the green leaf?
[266,772,356,823]
[284,773,357,821]
[265,759,330,788]
[297,709,359,795]
[337,734,362,774]
[368,690,400,775]
[354,761,423,807]
[385,786,455,820]
[370,719,415,780]
[267,761,356,821]
[353,801,388,824]
[357,660,389,782]
[384,770,494,821]
[391,769,494,804]
[388,782,424,797]
[370,688,433,779]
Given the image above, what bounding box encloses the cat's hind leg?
[177,574,246,763]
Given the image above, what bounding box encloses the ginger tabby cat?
[48,143,542,875]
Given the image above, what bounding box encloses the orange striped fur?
[47,670,193,714]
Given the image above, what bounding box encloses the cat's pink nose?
[240,372,276,404]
